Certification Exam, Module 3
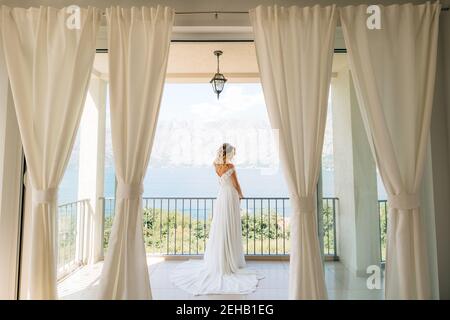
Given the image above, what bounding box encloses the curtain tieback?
[32,187,57,204]
[116,183,143,199]
[388,193,420,210]
[291,195,315,213]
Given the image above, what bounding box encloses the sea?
[59,165,336,206]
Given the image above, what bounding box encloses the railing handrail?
[98,196,340,201]
[57,198,90,207]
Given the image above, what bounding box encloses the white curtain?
[250,5,337,300]
[340,2,440,299]
[0,6,100,299]
[98,6,174,300]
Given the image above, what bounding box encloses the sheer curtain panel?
[340,2,440,299]
[250,4,337,300]
[98,6,174,300]
[0,6,100,299]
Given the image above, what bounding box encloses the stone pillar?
[77,76,106,264]
[331,67,381,277]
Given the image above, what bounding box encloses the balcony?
[56,196,388,299]
[56,197,391,278]
[57,197,341,279]
[101,197,338,258]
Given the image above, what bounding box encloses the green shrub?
[103,206,337,256]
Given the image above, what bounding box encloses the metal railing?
[57,199,89,279]
[378,200,388,262]
[101,197,339,258]
[55,196,391,276]
[323,197,338,256]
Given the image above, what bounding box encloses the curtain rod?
[101,7,448,16]
[100,10,249,16]
[175,11,249,15]
[174,8,447,13]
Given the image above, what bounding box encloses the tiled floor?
[57,257,384,300]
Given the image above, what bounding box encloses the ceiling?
[93,42,348,82]
[166,42,259,82]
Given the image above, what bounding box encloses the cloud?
[150,83,277,169]
[102,82,333,172]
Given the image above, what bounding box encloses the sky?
[150,83,278,169]
[60,82,341,203]
[104,83,335,171]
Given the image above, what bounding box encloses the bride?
[170,143,263,295]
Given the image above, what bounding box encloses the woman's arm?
[230,170,244,199]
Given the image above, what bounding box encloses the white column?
[332,68,381,276]
[0,48,23,299]
[429,11,450,299]
[77,75,106,264]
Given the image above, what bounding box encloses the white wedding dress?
[170,167,264,295]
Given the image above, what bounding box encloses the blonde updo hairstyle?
[213,143,236,165]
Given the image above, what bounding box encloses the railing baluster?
[65,203,69,272]
[275,199,278,254]
[60,206,64,271]
[59,206,63,272]
[246,199,249,255]
[330,199,333,255]
[283,199,286,255]
[203,199,206,253]
[189,199,192,255]
[211,198,214,232]
[80,201,84,263]
[147,199,150,253]
[378,199,388,262]
[57,207,60,271]
[181,199,184,255]
[167,199,170,254]
[327,199,330,255]
[69,202,72,269]
[260,199,263,255]
[159,199,163,255]
[268,199,271,255]
[174,199,177,255]
[61,205,65,274]
[329,199,332,255]
[384,201,387,261]
[70,203,74,270]
[152,198,155,255]
[378,200,381,261]
[333,198,337,257]
[253,199,256,255]
[100,200,104,253]
[196,199,199,255]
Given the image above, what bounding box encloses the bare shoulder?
[214,163,235,176]
[214,163,234,170]
[226,163,235,174]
